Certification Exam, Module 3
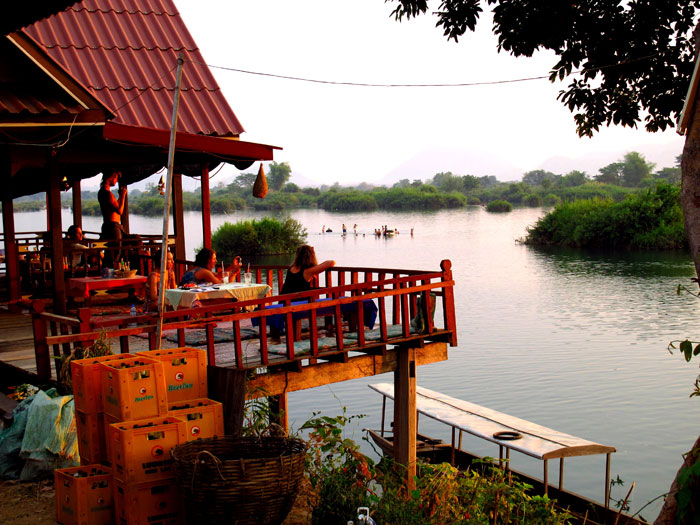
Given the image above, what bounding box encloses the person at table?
[64,225,89,269]
[280,245,335,295]
[179,247,242,286]
[145,249,178,311]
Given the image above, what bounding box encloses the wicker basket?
[171,436,307,525]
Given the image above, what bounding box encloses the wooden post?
[207,365,247,437]
[31,300,51,381]
[71,180,82,229]
[121,187,129,233]
[440,260,457,345]
[48,155,66,315]
[200,164,211,249]
[171,172,185,262]
[268,393,289,434]
[2,197,21,307]
[393,345,417,490]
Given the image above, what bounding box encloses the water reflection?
[530,245,695,279]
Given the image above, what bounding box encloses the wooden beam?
[393,346,417,489]
[48,154,66,315]
[71,180,82,229]
[2,196,21,306]
[171,173,185,262]
[200,164,211,249]
[245,342,446,398]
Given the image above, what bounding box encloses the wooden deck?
[3,261,457,387]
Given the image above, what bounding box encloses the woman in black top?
[280,245,335,295]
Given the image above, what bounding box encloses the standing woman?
[179,247,241,285]
[280,245,335,295]
[98,168,127,267]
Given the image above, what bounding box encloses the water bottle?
[129,304,137,328]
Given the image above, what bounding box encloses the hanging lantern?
[158,175,165,195]
[61,176,70,191]
[252,162,268,199]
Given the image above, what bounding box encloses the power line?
[189,50,667,89]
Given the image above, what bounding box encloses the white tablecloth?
[165,282,271,309]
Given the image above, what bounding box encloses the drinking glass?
[243,272,253,285]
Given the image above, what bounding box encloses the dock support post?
[268,392,289,434]
[393,346,417,490]
[605,452,611,509]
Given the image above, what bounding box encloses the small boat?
[367,383,646,525]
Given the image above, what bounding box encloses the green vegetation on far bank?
[524,183,686,250]
[17,152,681,223]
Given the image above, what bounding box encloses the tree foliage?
[387,0,699,136]
[267,161,292,191]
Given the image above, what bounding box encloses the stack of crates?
[57,347,224,525]
[71,354,134,465]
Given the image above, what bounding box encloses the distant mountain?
[379,148,523,186]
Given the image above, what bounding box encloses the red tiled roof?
[22,0,245,137]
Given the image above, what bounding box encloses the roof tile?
[22,0,244,136]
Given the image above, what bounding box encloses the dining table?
[66,275,147,304]
[164,282,271,310]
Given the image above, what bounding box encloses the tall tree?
[595,162,624,185]
[267,161,292,191]
[621,151,655,187]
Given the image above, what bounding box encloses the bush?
[524,194,543,207]
[300,409,571,525]
[486,200,513,212]
[543,193,561,206]
[467,196,481,205]
[211,216,306,256]
[524,183,686,249]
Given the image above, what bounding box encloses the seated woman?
[179,247,241,286]
[280,245,335,295]
[145,249,177,312]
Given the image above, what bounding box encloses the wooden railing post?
[440,260,457,345]
[30,300,51,382]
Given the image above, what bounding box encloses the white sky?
[174,0,685,187]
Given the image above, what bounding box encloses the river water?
[11,206,700,518]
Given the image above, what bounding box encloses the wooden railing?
[29,260,457,381]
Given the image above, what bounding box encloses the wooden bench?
[370,382,615,504]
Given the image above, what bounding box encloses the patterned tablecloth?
[165,282,271,309]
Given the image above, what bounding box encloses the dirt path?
[0,477,313,524]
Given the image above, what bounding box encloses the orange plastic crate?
[54,464,114,525]
[108,416,187,484]
[167,398,224,440]
[103,413,120,466]
[100,357,167,421]
[71,354,133,414]
[136,347,208,403]
[75,410,107,466]
[114,478,183,525]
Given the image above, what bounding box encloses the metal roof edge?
[7,31,116,120]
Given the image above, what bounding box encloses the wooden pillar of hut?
[171,172,185,262]
[47,155,66,314]
[393,346,417,489]
[201,164,212,249]
[71,179,82,229]
[2,197,21,308]
[121,181,129,233]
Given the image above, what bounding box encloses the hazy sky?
[174,0,685,187]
